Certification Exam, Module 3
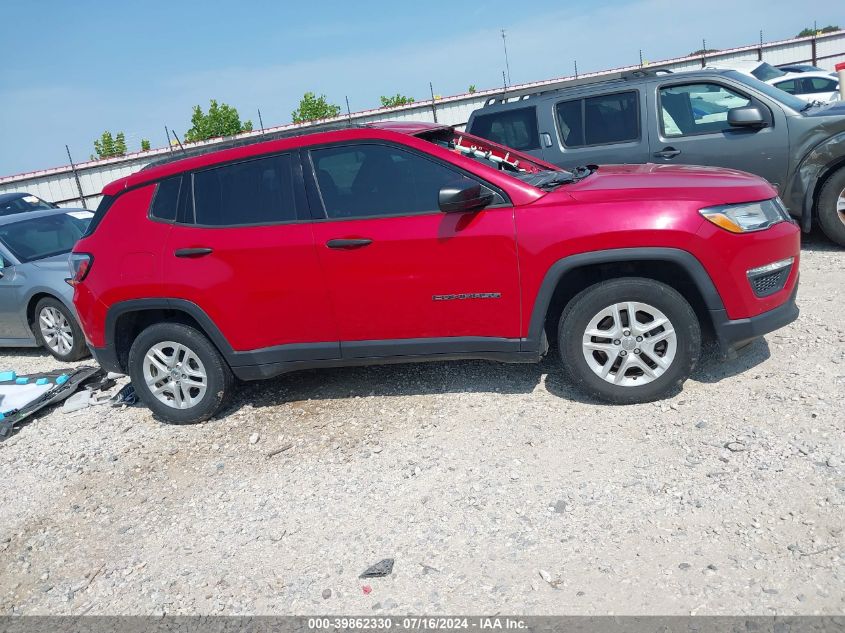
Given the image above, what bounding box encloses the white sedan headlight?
[699,198,791,233]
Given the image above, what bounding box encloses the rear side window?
[469,107,540,150]
[555,91,639,147]
[82,194,114,237]
[149,176,182,222]
[192,153,296,226]
[806,77,837,93]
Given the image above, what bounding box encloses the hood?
[560,164,777,205]
[30,253,72,272]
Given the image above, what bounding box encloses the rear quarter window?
[469,107,540,151]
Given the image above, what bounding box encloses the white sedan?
[707,60,840,103]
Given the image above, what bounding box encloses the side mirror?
[728,106,766,128]
[438,183,493,213]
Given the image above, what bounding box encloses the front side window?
[773,79,798,95]
[310,144,501,219]
[659,83,752,137]
[469,107,540,151]
[192,153,295,226]
[555,91,639,147]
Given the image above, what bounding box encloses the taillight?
[68,253,93,286]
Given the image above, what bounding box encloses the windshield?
[725,70,808,112]
[0,212,93,263]
[0,194,58,216]
[418,128,584,189]
[751,62,786,82]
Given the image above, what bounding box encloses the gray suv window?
[659,83,751,137]
[555,91,639,147]
[467,107,540,151]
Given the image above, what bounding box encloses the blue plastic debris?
[56,374,69,385]
[15,377,29,385]
[0,371,16,382]
[35,378,50,386]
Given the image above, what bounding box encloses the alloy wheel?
[581,301,677,387]
[39,306,74,356]
[837,185,845,227]
[142,341,208,409]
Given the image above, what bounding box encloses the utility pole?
[65,145,87,209]
[501,29,512,86]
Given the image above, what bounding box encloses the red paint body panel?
[74,122,801,361]
[311,208,520,341]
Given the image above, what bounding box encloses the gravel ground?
[0,234,843,616]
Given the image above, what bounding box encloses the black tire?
[816,167,845,247]
[558,278,701,404]
[33,297,89,362]
[128,322,234,424]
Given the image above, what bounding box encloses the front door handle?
[326,238,373,249]
[174,247,213,258]
[653,147,681,159]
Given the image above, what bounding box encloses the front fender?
[788,130,845,232]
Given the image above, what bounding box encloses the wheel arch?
[526,248,725,352]
[107,299,234,373]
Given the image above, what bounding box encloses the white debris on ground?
[0,234,842,615]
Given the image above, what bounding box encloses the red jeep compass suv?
[71,121,799,423]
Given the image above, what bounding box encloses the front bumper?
[710,282,799,355]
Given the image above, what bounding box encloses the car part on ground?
[72,122,799,423]
[0,366,103,440]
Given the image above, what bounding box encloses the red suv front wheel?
[558,277,701,404]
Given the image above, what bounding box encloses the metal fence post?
[429,82,438,123]
[65,145,87,209]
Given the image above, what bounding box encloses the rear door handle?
[653,147,681,159]
[326,238,373,249]
[174,247,213,258]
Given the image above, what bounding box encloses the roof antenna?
[170,128,186,153]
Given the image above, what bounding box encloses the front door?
[305,142,521,358]
[162,152,338,358]
[648,79,788,189]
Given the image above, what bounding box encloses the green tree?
[93,130,127,159]
[797,24,840,37]
[184,99,253,143]
[140,139,151,151]
[379,93,415,108]
[468,84,477,94]
[291,92,341,123]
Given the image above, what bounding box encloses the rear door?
[162,153,339,358]
[304,141,521,358]
[648,78,788,189]
[544,87,651,168]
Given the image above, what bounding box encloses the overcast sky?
[0,0,841,176]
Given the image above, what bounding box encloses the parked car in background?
[0,208,93,361]
[0,192,59,216]
[466,68,845,245]
[708,60,790,82]
[769,73,840,103]
[72,122,799,423]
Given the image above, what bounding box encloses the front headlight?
[699,198,790,233]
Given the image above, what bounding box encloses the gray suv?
[466,68,845,245]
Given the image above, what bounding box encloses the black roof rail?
[483,67,673,107]
[141,121,359,170]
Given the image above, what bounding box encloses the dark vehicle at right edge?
[467,68,845,245]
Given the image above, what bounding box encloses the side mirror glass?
[728,105,766,128]
[438,182,493,213]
